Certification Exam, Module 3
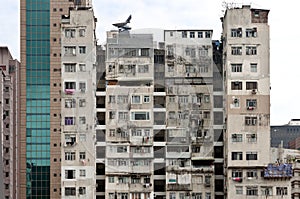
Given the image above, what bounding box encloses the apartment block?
[60,6,97,198]
[222,5,292,198]
[93,28,225,199]
[0,46,20,199]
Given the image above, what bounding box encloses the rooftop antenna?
[112,15,132,32]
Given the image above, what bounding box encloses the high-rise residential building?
[0,46,20,199]
[20,0,95,198]
[95,28,224,199]
[60,7,97,199]
[222,5,291,198]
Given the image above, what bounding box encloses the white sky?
[0,0,299,125]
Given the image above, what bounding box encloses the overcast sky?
[0,0,299,125]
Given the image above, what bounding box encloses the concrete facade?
[0,47,20,199]
[223,5,292,198]
[60,7,97,199]
[94,29,224,199]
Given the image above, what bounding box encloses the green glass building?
[20,0,74,198]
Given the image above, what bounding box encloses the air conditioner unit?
[252,89,257,94]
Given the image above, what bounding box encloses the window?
[79,116,86,124]
[65,117,75,125]
[119,193,128,199]
[236,186,243,195]
[108,95,116,103]
[233,98,240,107]
[65,152,76,160]
[205,31,211,38]
[246,28,257,37]
[247,133,257,143]
[118,177,129,183]
[79,99,86,107]
[117,146,127,153]
[109,111,116,119]
[276,187,288,195]
[246,81,257,90]
[261,187,273,196]
[199,48,208,56]
[205,193,211,199]
[167,45,174,56]
[170,31,173,36]
[245,116,257,126]
[143,95,150,103]
[79,82,86,92]
[204,176,211,185]
[65,29,75,38]
[199,66,209,73]
[79,187,86,195]
[131,112,150,120]
[246,99,257,109]
[247,170,257,178]
[79,64,86,71]
[138,65,149,73]
[231,64,242,72]
[246,46,257,55]
[79,134,86,141]
[231,28,242,37]
[64,46,76,56]
[178,96,189,103]
[198,31,203,38]
[250,63,257,72]
[79,46,86,54]
[168,64,174,72]
[79,152,86,160]
[109,193,115,199]
[65,134,76,146]
[118,112,128,120]
[170,192,176,199]
[79,169,86,177]
[131,129,142,136]
[132,95,141,104]
[79,29,86,37]
[182,31,187,38]
[232,134,242,142]
[131,177,141,184]
[140,48,150,56]
[190,31,195,38]
[191,193,202,199]
[65,187,76,196]
[65,81,76,89]
[108,176,114,183]
[232,152,243,160]
[246,152,257,160]
[231,81,242,90]
[65,170,75,179]
[169,96,175,103]
[231,46,242,55]
[232,170,243,178]
[168,111,176,119]
[117,95,128,103]
[64,63,76,72]
[65,99,76,108]
[246,187,258,196]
